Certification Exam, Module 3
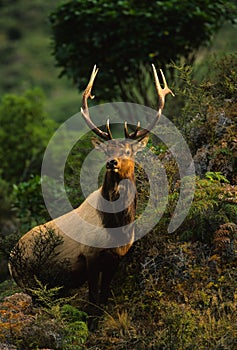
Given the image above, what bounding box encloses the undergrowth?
[1,54,236,349]
[0,281,88,350]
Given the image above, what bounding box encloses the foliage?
[0,231,22,261]
[62,52,237,348]
[11,175,50,232]
[0,176,11,220]
[0,286,88,350]
[49,0,237,100]
[136,136,237,244]
[0,0,80,122]
[2,241,237,349]
[0,280,20,302]
[169,54,237,184]
[61,304,87,323]
[11,174,77,233]
[168,174,237,243]
[64,133,95,207]
[25,282,88,350]
[86,239,237,349]
[27,283,88,350]
[204,52,237,99]
[9,227,72,290]
[0,88,56,184]
[171,52,237,133]
[61,319,88,350]
[213,222,237,258]
[27,278,68,317]
[0,24,236,348]
[205,171,230,183]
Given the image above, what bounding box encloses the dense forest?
[0,1,237,349]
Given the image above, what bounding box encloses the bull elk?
[9,65,173,304]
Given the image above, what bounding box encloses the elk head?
[81,64,174,170]
[80,64,174,232]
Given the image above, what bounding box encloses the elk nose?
[106,159,118,169]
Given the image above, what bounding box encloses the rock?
[193,146,210,177]
[0,343,17,350]
[3,292,32,306]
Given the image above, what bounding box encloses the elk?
[9,65,173,305]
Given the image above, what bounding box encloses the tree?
[0,88,56,184]
[49,0,237,100]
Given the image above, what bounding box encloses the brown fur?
[9,64,173,306]
[8,137,148,304]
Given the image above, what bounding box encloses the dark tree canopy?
[50,0,237,100]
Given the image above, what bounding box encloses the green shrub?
[175,173,237,242]
[12,175,50,232]
[61,304,87,323]
[62,320,88,350]
[0,176,11,219]
[0,88,57,184]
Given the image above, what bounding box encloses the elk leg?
[87,259,100,304]
[99,251,120,304]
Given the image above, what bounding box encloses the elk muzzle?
[106,159,118,171]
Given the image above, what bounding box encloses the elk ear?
[132,135,149,154]
[91,137,107,152]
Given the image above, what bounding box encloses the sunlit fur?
[9,136,149,304]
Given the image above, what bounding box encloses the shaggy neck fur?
[99,167,136,229]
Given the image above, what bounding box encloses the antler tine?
[106,119,113,139]
[153,65,175,112]
[124,121,140,139]
[159,69,175,97]
[124,121,130,138]
[81,65,113,141]
[152,63,162,94]
[133,121,141,137]
[152,64,175,112]
[82,65,99,107]
[127,64,174,140]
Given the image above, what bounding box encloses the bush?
[0,283,88,349]
[12,175,50,232]
[0,88,57,184]
[9,228,72,291]
[166,173,237,243]
[0,177,11,220]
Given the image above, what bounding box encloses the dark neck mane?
[99,170,136,228]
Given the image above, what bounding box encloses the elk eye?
[125,149,131,156]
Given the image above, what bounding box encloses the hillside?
[0,1,236,349]
[0,0,79,122]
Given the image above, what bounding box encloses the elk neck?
[99,163,137,228]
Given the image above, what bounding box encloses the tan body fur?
[9,186,134,303]
[9,64,173,305]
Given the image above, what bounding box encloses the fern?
[27,277,75,318]
[223,203,237,222]
[213,223,237,258]
[205,172,229,183]
[178,176,237,242]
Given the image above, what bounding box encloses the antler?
[125,64,174,139]
[81,64,174,141]
[81,65,113,141]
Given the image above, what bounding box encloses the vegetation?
[0,284,88,349]
[49,0,237,99]
[0,0,236,349]
[0,89,56,184]
[0,0,80,122]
